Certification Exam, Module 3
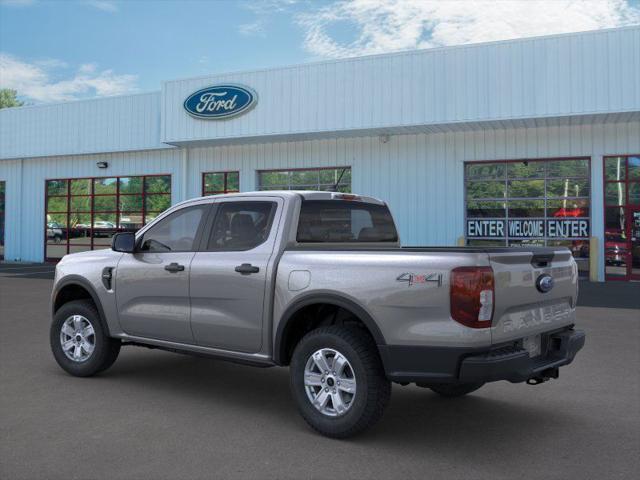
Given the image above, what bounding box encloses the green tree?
[0,89,24,109]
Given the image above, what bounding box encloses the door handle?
[164,262,185,273]
[235,263,260,275]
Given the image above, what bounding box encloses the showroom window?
[257,167,351,192]
[202,171,240,196]
[603,155,640,281]
[464,158,591,276]
[0,181,5,260]
[45,175,171,261]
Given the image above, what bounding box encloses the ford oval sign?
[183,84,257,120]
[536,274,555,293]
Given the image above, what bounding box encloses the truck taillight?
[449,266,495,329]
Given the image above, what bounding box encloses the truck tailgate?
[488,248,578,345]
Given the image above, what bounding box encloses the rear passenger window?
[207,201,277,251]
[297,200,398,243]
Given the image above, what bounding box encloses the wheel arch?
[52,276,111,336]
[273,293,386,366]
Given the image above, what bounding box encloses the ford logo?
[536,274,555,293]
[183,84,257,119]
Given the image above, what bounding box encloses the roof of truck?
[184,190,386,205]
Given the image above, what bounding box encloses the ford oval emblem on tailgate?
[536,274,555,293]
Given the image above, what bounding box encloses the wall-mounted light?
[379,134,390,144]
[96,162,108,169]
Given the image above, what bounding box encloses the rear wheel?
[290,325,391,438]
[428,382,484,397]
[50,300,121,377]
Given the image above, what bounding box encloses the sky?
[1,0,639,104]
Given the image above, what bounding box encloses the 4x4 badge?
[396,273,443,287]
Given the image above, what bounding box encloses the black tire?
[289,325,391,438]
[428,382,484,398]
[50,300,121,377]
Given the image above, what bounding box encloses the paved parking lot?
[0,263,56,280]
[1,266,639,480]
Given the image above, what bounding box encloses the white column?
[180,148,189,202]
[241,170,257,192]
[16,158,24,262]
[590,154,604,282]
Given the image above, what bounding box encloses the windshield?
[297,200,398,243]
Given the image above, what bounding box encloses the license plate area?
[522,335,542,358]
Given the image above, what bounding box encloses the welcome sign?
[467,219,590,239]
[184,84,257,119]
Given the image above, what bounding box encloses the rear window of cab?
[297,200,398,243]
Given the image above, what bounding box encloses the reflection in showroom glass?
[464,158,591,276]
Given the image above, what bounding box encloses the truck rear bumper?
[379,327,585,384]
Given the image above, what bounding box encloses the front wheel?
[290,325,391,438]
[50,300,121,377]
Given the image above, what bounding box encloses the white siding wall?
[1,120,638,281]
[163,27,640,144]
[0,92,167,160]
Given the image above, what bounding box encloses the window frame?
[256,166,351,192]
[44,174,172,262]
[202,171,240,196]
[202,199,278,252]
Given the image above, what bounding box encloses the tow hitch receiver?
[526,367,559,385]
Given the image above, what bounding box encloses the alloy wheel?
[59,315,95,362]
[304,348,357,417]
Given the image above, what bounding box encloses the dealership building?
[1,26,639,281]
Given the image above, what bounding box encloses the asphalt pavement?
[0,267,638,479]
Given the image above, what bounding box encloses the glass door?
[604,155,640,281]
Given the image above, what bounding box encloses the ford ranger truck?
[50,191,585,438]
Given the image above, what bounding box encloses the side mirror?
[112,232,136,253]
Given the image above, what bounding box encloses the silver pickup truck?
[50,191,585,437]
